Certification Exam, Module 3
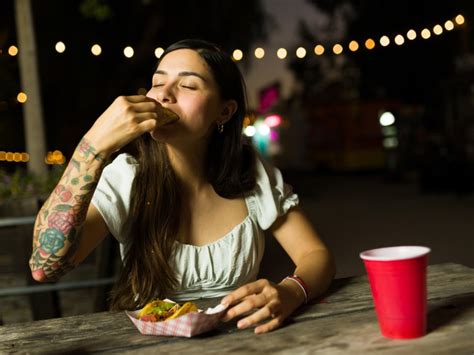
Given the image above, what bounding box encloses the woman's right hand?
[84,95,160,157]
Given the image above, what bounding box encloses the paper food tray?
[126,301,227,337]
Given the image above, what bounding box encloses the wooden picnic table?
[0,262,472,354]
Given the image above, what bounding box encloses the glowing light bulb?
[254,47,265,59]
[91,44,102,56]
[277,48,287,59]
[232,49,243,61]
[349,40,359,52]
[314,45,324,55]
[154,47,164,58]
[124,46,134,58]
[296,47,306,58]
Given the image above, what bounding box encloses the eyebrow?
[154,70,207,82]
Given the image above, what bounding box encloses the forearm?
[29,138,106,282]
[279,249,336,305]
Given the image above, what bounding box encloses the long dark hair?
[110,39,256,310]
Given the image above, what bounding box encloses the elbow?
[31,267,48,283]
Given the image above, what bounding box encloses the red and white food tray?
[126,302,228,338]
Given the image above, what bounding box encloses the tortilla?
[156,106,180,127]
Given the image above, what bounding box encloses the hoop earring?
[218,123,224,133]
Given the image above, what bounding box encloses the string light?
[17,92,27,103]
[0,13,466,73]
[433,24,443,35]
[421,28,431,39]
[296,47,306,58]
[333,44,343,55]
[365,38,375,50]
[314,45,325,55]
[8,45,18,56]
[455,14,465,25]
[232,49,243,61]
[276,48,287,59]
[91,44,102,56]
[154,47,164,58]
[407,29,417,40]
[123,46,134,58]
[55,41,66,53]
[349,40,359,52]
[444,20,454,31]
[254,47,265,59]
[0,151,30,163]
[45,150,66,165]
[394,34,405,45]
[380,35,390,47]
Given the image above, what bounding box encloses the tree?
[15,0,47,176]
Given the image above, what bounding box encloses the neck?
[165,141,210,197]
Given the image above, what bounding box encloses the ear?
[217,100,238,125]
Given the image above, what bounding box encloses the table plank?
[0,263,472,354]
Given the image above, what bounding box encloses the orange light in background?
[8,45,18,56]
[314,45,325,55]
[365,38,375,50]
[21,152,29,162]
[0,151,6,160]
[332,44,343,55]
[17,92,27,103]
[349,40,359,52]
[243,116,251,127]
[45,150,66,165]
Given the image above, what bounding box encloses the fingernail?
[237,320,248,329]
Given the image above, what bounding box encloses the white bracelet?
[284,275,308,304]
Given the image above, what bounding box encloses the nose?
[147,84,176,104]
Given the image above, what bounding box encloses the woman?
[29,39,335,334]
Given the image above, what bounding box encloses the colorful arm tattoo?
[30,138,106,282]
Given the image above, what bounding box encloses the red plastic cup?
[360,246,430,339]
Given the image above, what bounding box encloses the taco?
[138,299,198,322]
[156,106,180,127]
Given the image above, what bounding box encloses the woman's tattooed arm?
[29,138,106,282]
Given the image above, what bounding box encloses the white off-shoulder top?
[91,153,299,301]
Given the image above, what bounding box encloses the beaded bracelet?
[284,274,309,304]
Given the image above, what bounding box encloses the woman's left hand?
[220,278,304,334]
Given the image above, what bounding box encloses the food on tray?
[138,299,198,322]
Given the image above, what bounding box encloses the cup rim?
[359,245,431,261]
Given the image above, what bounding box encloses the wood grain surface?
[0,263,472,354]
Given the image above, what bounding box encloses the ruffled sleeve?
[91,153,138,242]
[247,156,299,230]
